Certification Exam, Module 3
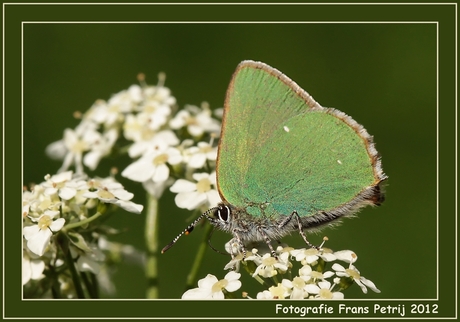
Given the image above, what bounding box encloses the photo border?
[4,2,457,319]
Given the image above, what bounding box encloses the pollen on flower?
[153,153,168,165]
[310,271,324,280]
[262,256,278,266]
[319,288,333,299]
[70,140,88,153]
[98,189,115,200]
[345,268,361,279]
[37,215,53,229]
[211,279,228,293]
[196,178,211,193]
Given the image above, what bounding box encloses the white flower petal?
[170,179,196,193]
[211,291,225,299]
[181,288,212,299]
[224,271,240,282]
[49,218,65,232]
[27,229,52,256]
[112,189,134,201]
[198,274,218,289]
[334,250,357,263]
[116,200,143,214]
[29,259,45,279]
[23,225,40,240]
[361,277,381,293]
[331,263,346,272]
[122,160,156,182]
[59,186,77,200]
[82,191,99,199]
[305,284,320,294]
[225,280,241,293]
[205,190,221,207]
[152,164,169,183]
[188,154,206,168]
[175,192,206,210]
[22,257,32,285]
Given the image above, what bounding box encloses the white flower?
[22,190,38,217]
[169,104,220,137]
[42,171,73,196]
[49,122,101,174]
[22,249,45,285]
[123,113,151,143]
[82,178,143,214]
[282,277,310,299]
[143,84,176,104]
[251,253,289,278]
[332,263,380,294]
[83,128,118,170]
[181,271,241,299]
[41,171,88,201]
[23,184,60,219]
[256,283,290,299]
[105,84,143,119]
[290,247,336,265]
[305,280,344,299]
[127,130,179,159]
[298,264,334,282]
[184,141,218,169]
[23,210,65,256]
[137,89,173,131]
[334,250,358,263]
[122,145,182,183]
[169,172,220,210]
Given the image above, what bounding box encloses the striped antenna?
[161,207,217,254]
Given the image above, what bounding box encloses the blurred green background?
[23,23,437,299]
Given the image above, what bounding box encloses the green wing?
[217,61,384,218]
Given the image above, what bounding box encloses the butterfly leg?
[231,229,248,258]
[257,227,278,258]
[280,211,319,250]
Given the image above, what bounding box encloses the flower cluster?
[182,241,380,300]
[46,74,222,210]
[22,171,143,296]
[24,73,223,298]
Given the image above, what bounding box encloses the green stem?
[62,211,103,232]
[60,238,86,298]
[145,193,159,299]
[185,222,213,290]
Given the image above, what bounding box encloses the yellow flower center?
[345,268,361,279]
[98,188,115,200]
[38,215,53,230]
[185,116,197,126]
[196,178,211,193]
[70,139,87,153]
[304,248,319,256]
[262,257,278,266]
[211,279,228,293]
[292,277,305,289]
[319,288,333,299]
[153,153,168,165]
[310,271,324,279]
[199,145,213,153]
[269,284,286,299]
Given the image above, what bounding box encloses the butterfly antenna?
[161,207,217,254]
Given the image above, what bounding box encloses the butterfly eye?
[217,205,231,222]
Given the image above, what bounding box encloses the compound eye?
[217,205,231,222]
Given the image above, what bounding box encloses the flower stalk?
[145,193,159,299]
